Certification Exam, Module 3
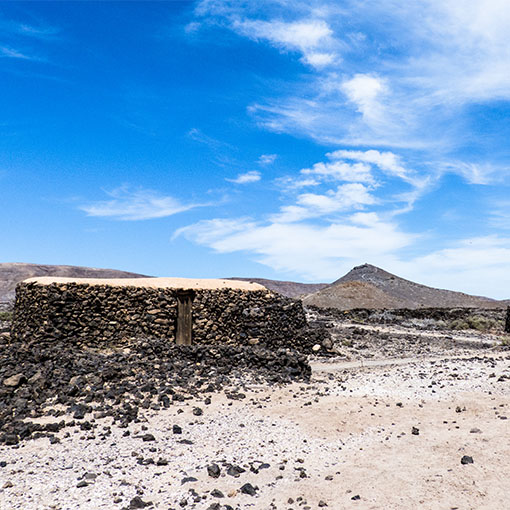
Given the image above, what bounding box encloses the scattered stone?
[192,407,203,416]
[412,427,420,435]
[172,425,182,435]
[129,496,151,508]
[227,464,246,477]
[461,456,474,465]
[3,374,26,387]
[207,463,221,478]
[239,483,258,496]
[210,489,224,498]
[142,433,155,442]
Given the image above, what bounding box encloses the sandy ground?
[23,277,266,291]
[1,347,509,510]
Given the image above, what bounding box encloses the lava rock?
[3,374,26,387]
[239,483,258,496]
[207,463,221,478]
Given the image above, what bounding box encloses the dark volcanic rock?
[12,280,320,353]
[0,337,310,444]
[239,483,258,496]
[207,463,221,478]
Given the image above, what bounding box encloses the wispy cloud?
[490,202,510,230]
[176,213,414,281]
[15,22,59,39]
[272,183,376,223]
[232,18,338,69]
[1,18,60,39]
[187,128,235,151]
[0,46,39,61]
[194,0,510,185]
[258,153,277,165]
[177,214,510,298]
[0,16,60,64]
[80,187,204,221]
[279,149,431,216]
[226,170,261,184]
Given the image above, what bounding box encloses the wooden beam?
[176,290,195,345]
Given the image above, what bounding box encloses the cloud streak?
[80,187,203,221]
[194,0,510,185]
[226,171,261,184]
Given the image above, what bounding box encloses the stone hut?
[11,277,314,350]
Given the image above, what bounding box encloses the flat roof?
[23,276,267,292]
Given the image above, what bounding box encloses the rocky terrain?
[1,306,510,509]
[303,263,510,309]
[1,262,510,509]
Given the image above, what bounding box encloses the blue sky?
[1,0,510,299]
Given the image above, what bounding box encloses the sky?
[1,0,510,299]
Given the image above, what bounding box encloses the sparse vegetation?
[449,316,501,332]
[0,311,12,321]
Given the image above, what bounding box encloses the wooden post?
[176,290,195,345]
[505,306,510,334]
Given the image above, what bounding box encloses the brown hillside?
[304,263,508,310]
[0,263,149,305]
[226,277,329,298]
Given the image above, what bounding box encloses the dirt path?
[311,351,508,372]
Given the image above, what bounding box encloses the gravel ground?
[1,345,509,510]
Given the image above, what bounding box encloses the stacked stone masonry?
[11,280,319,351]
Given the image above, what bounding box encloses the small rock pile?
[0,333,311,445]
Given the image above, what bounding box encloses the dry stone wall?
[12,281,318,351]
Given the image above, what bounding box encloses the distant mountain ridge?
[1,262,507,310]
[226,277,329,299]
[0,263,149,305]
[304,263,509,310]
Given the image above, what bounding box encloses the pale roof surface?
[23,276,267,292]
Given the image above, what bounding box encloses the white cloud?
[177,213,414,281]
[303,51,335,68]
[80,187,202,221]
[195,0,510,184]
[437,161,505,185]
[341,74,388,127]
[231,18,338,68]
[226,170,261,184]
[272,182,375,223]
[258,153,277,165]
[178,214,510,298]
[301,159,374,184]
[297,182,375,212]
[331,149,409,181]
